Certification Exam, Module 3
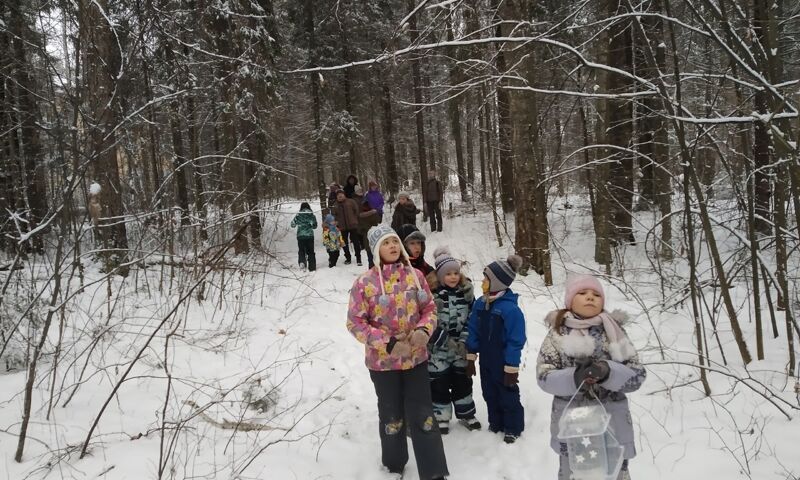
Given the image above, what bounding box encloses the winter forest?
[1,0,800,478]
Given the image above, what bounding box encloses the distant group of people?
[290,171,445,272]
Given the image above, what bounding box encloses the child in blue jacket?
[466,255,526,444]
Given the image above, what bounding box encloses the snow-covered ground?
[1,196,798,479]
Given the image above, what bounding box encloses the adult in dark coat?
[355,185,381,268]
[423,170,444,232]
[333,190,363,265]
[391,192,421,232]
[343,175,359,199]
[327,183,342,212]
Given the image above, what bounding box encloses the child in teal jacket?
[290,202,317,271]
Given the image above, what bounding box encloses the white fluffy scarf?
[549,310,636,362]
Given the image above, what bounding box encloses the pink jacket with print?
[347,262,437,371]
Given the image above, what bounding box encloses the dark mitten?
[573,358,594,388]
[453,340,467,359]
[503,371,519,386]
[586,360,610,383]
[466,359,476,377]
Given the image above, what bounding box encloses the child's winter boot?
[459,417,482,431]
[437,420,450,435]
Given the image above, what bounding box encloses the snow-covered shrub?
[1,298,45,372]
[241,377,280,414]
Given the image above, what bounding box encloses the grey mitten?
[409,328,429,348]
[387,334,411,357]
[390,339,411,357]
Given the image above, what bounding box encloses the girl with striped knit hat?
[425,247,481,434]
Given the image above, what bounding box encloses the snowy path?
[260,202,561,479]
[259,201,798,480]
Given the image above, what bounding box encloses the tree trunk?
[479,97,488,200]
[0,7,12,253]
[408,0,429,195]
[605,0,635,244]
[369,91,383,182]
[466,114,475,191]
[9,4,48,252]
[628,0,674,258]
[168,103,191,225]
[81,0,129,273]
[185,88,207,242]
[752,0,773,235]
[381,74,399,199]
[634,1,669,218]
[585,61,613,268]
[245,139,262,249]
[502,0,551,283]
[682,135,713,396]
[342,39,358,176]
[487,100,503,247]
[494,27,515,214]
[446,18,469,202]
[222,118,249,255]
[304,0,327,213]
[448,99,468,203]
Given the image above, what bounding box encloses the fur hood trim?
[558,333,596,359]
[607,339,637,362]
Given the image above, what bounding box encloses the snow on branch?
[284,36,660,93]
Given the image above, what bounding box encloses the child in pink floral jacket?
[347,223,449,480]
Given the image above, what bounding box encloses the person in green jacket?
[290,202,318,271]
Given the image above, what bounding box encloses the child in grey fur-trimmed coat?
[536,274,646,480]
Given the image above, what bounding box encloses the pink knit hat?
[564,274,604,309]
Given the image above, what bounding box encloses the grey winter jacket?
[426,274,475,373]
[536,310,646,459]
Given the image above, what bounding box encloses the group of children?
[291,181,434,272]
[345,222,646,480]
[292,178,387,271]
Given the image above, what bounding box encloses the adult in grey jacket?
[536,275,645,480]
[423,170,444,232]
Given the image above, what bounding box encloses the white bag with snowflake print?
[557,402,624,480]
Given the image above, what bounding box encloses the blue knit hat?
[484,255,523,292]
[324,214,336,226]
